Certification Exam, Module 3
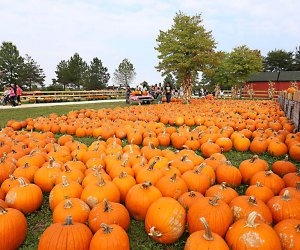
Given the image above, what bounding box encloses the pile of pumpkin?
[0,99,299,250]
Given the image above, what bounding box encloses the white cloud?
[0,0,299,86]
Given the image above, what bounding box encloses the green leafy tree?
[155,12,218,103]
[19,54,45,90]
[264,49,294,72]
[226,45,263,86]
[163,73,176,88]
[67,53,88,89]
[0,41,24,88]
[113,58,136,87]
[55,60,70,90]
[85,58,110,90]
[293,46,300,71]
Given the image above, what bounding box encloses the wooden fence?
[0,89,279,104]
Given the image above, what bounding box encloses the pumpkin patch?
[0,99,299,249]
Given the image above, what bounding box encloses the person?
[125,85,131,104]
[9,84,17,106]
[156,83,162,104]
[179,86,183,98]
[16,84,23,105]
[1,86,10,105]
[165,82,172,103]
[220,90,224,98]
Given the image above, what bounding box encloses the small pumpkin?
[274,219,300,250]
[89,223,130,250]
[177,191,204,210]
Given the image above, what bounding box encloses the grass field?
[1,101,299,250]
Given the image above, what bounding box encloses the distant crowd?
[126,82,225,104]
[1,84,23,106]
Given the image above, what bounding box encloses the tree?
[264,49,294,72]
[55,60,70,90]
[85,58,110,90]
[293,46,300,71]
[225,45,263,86]
[67,53,88,89]
[113,58,136,87]
[163,73,176,87]
[155,12,218,103]
[0,41,24,88]
[18,54,45,90]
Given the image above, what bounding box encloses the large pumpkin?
[274,219,300,250]
[125,181,162,221]
[0,206,27,250]
[225,212,282,250]
[88,199,130,233]
[5,178,43,214]
[38,216,93,250]
[187,196,233,237]
[184,217,229,250]
[145,197,186,244]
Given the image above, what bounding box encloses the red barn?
[245,71,300,97]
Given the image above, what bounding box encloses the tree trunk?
[183,75,193,104]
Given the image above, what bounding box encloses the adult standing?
[16,84,23,105]
[9,84,17,106]
[165,82,172,103]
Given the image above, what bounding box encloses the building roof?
[248,71,300,82]
[278,71,300,81]
[248,72,279,82]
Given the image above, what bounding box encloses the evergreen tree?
[85,58,110,90]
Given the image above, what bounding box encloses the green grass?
[1,102,299,249]
[0,101,128,128]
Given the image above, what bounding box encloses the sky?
[0,0,300,87]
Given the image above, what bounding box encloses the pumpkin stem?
[121,158,129,167]
[189,191,196,197]
[147,160,157,171]
[265,170,273,176]
[296,224,300,233]
[296,182,300,191]
[100,223,113,234]
[64,199,73,209]
[249,155,258,163]
[64,216,73,225]
[8,175,17,181]
[170,173,177,183]
[248,196,258,205]
[282,190,291,201]
[98,174,106,187]
[148,226,162,238]
[200,217,214,241]
[208,195,220,206]
[284,155,289,161]
[103,199,112,212]
[245,212,259,228]
[141,181,152,189]
[23,163,30,168]
[0,206,8,215]
[18,177,28,187]
[119,171,128,179]
[181,155,188,161]
[220,182,227,190]
[117,152,122,161]
[62,176,69,187]
[255,182,263,187]
[194,163,206,174]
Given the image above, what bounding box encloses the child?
[1,86,10,105]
